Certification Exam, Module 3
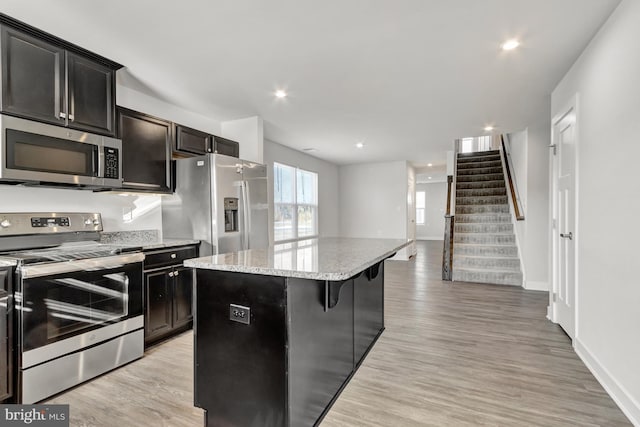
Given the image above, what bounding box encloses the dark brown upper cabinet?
[175,125,212,156]
[117,107,173,193]
[67,52,115,135]
[0,26,65,126]
[213,135,240,158]
[0,17,120,136]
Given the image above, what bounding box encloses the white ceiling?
[1,1,621,166]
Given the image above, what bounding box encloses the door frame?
[549,94,580,340]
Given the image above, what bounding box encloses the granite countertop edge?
[0,258,17,267]
[99,231,199,251]
[184,240,409,281]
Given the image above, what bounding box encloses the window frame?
[273,161,319,243]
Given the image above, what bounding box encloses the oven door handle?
[19,252,145,279]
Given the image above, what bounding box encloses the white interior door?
[552,104,577,338]
[407,166,417,257]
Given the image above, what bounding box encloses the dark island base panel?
[194,261,385,427]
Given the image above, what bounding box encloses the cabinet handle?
[170,254,177,259]
[174,271,179,277]
[68,114,75,121]
[59,112,67,119]
[168,272,174,277]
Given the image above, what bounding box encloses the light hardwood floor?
[47,240,630,426]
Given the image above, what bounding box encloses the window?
[460,135,493,153]
[274,162,318,242]
[416,191,425,225]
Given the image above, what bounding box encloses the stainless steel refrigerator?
[162,154,269,256]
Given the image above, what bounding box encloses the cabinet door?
[175,125,211,155]
[0,25,65,125]
[0,269,11,402]
[145,270,172,343]
[213,136,239,158]
[353,262,384,365]
[117,107,172,192]
[67,52,115,136]
[172,267,194,328]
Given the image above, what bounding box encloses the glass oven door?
[17,254,143,356]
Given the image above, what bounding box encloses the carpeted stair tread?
[454,244,519,257]
[457,166,504,175]
[457,160,503,169]
[455,195,508,205]
[455,214,513,223]
[452,268,523,286]
[457,173,505,182]
[457,180,506,190]
[457,155,501,163]
[454,233,516,245]
[456,188,507,197]
[454,223,514,233]
[453,255,521,271]
[455,204,510,214]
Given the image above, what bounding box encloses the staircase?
[452,150,523,286]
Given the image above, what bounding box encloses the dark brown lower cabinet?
[145,270,173,341]
[143,245,197,346]
[193,258,389,427]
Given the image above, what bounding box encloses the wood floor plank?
[46,240,630,426]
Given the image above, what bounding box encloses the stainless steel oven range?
[0,212,144,404]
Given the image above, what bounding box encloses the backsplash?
[0,186,163,234]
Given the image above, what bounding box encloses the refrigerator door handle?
[241,180,250,250]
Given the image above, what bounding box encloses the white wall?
[522,122,551,290]
[117,82,222,134]
[221,116,264,164]
[0,186,162,232]
[339,160,408,239]
[552,0,639,423]
[506,127,550,292]
[416,182,447,240]
[263,140,340,244]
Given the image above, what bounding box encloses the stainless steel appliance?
[162,154,269,255]
[0,266,12,402]
[0,115,122,188]
[0,212,144,403]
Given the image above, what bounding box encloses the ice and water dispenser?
[224,197,238,232]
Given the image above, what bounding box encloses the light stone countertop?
[0,258,17,267]
[184,237,410,281]
[100,230,199,251]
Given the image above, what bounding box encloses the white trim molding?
[575,339,640,426]
[524,280,548,292]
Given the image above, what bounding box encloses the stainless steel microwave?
[0,114,122,188]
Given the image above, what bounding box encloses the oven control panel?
[31,217,70,228]
[0,212,103,235]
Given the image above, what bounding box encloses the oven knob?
[0,219,11,228]
[84,219,93,226]
[93,219,101,226]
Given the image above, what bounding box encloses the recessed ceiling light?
[484,126,494,132]
[501,39,520,51]
[355,142,364,149]
[428,176,432,180]
[427,163,433,167]
[275,90,287,98]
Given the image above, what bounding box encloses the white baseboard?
[574,339,640,426]
[416,237,444,241]
[524,280,548,291]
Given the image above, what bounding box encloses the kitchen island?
[184,237,409,427]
